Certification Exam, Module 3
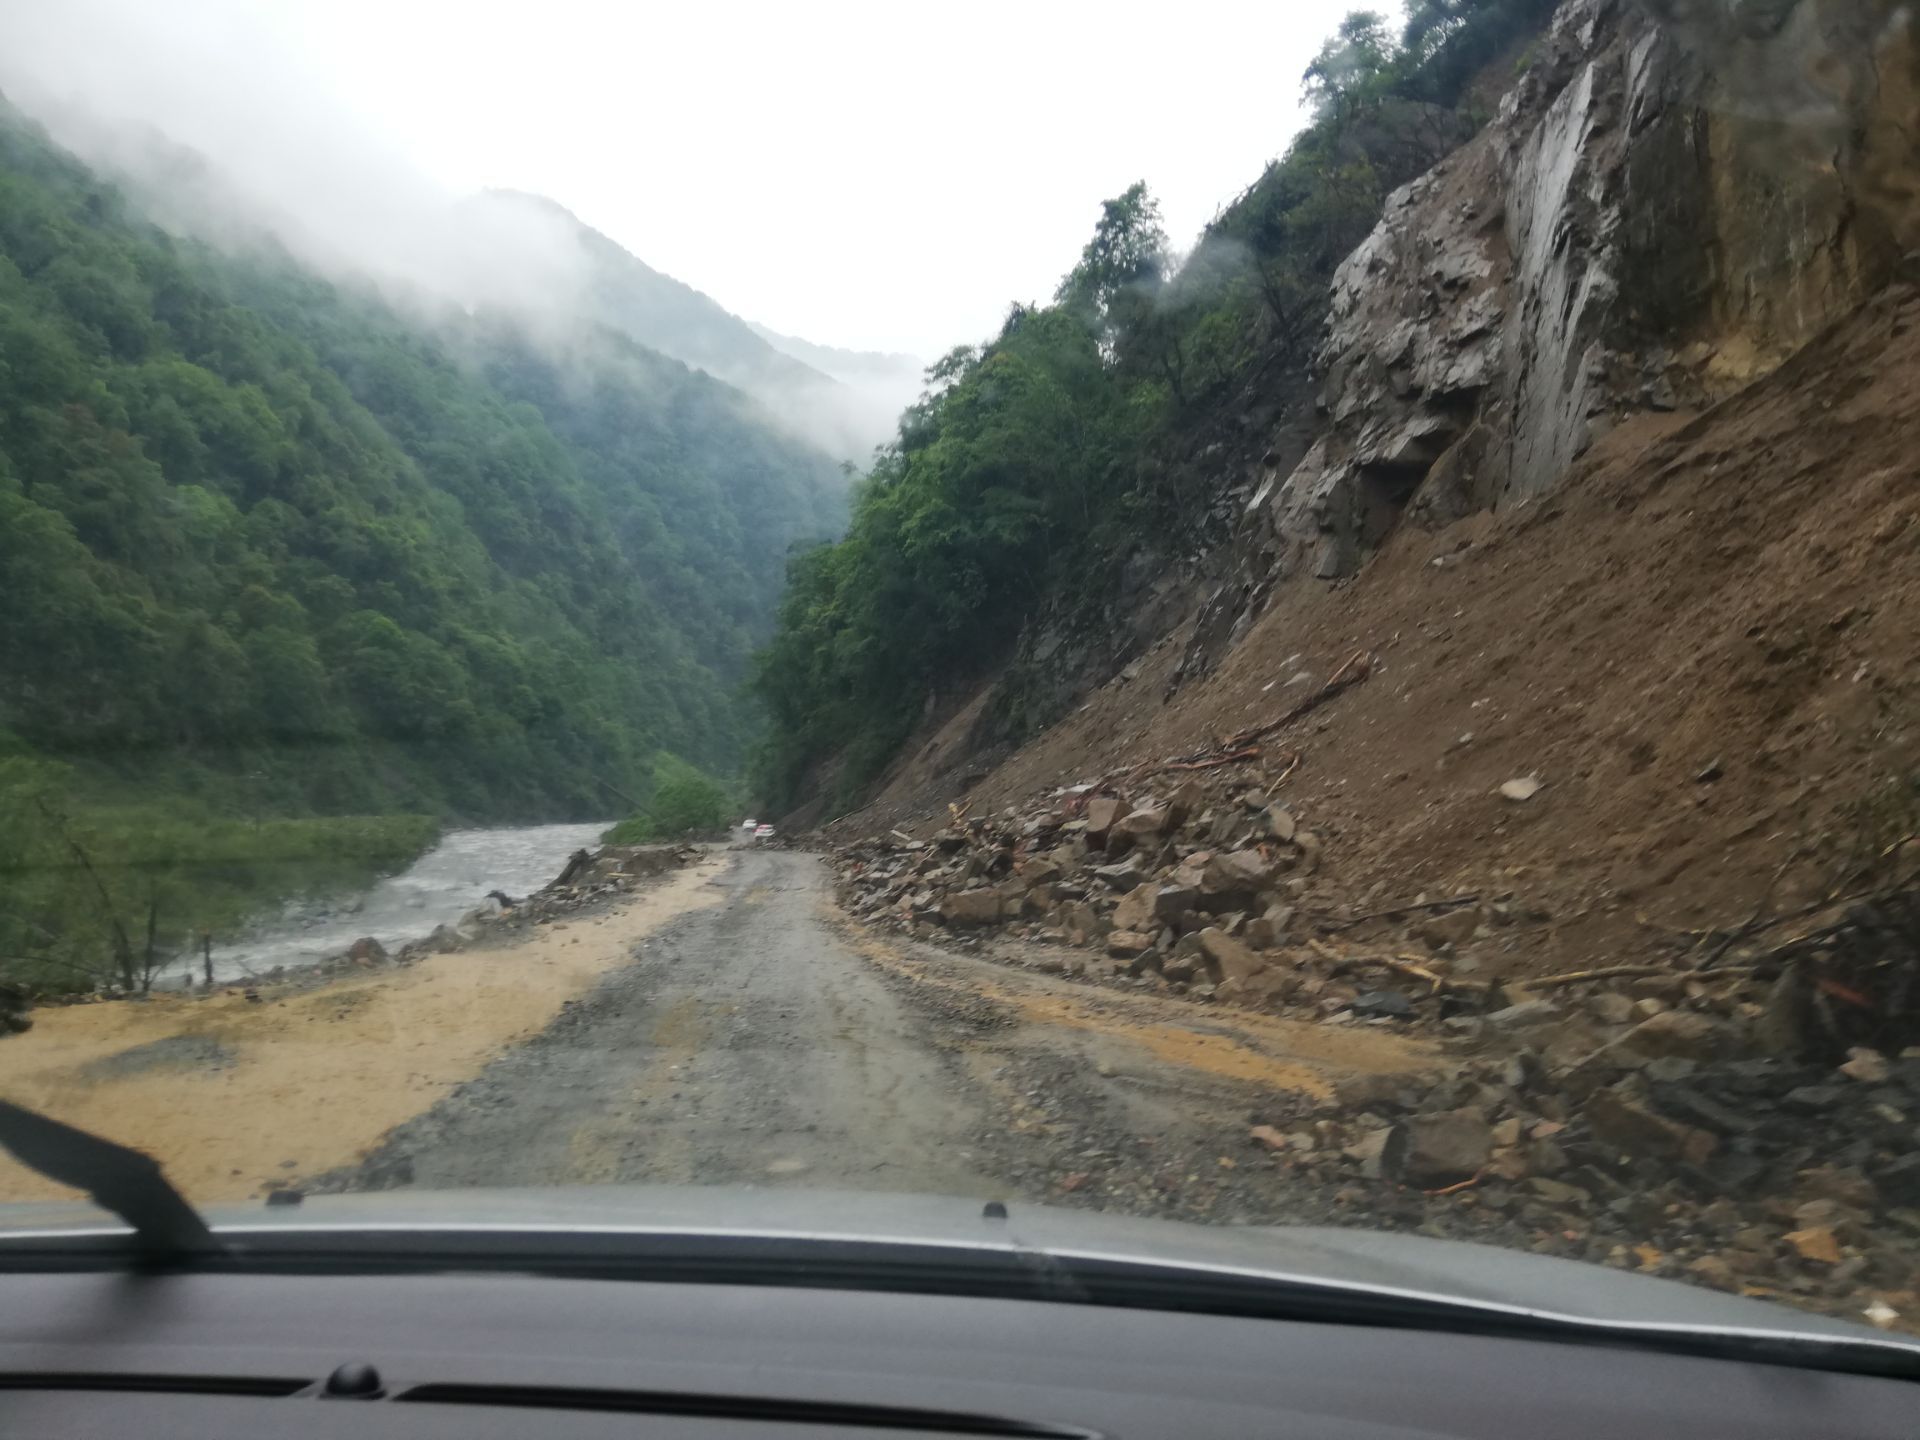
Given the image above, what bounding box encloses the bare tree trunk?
[202,931,214,989]
[37,800,134,990]
[141,890,160,994]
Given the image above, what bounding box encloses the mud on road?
[320,848,1434,1224]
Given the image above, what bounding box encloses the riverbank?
[0,856,726,1204]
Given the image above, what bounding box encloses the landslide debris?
[827,754,1920,1331]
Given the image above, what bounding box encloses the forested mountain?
[0,96,844,985]
[750,0,1558,814]
[463,190,830,396]
[745,322,922,388]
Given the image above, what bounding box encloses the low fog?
[0,0,915,460]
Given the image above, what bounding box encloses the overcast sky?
[0,0,1365,359]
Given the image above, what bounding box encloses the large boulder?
[1153,882,1199,921]
[1112,806,1171,846]
[1200,849,1275,904]
[1196,927,1267,986]
[1112,883,1161,934]
[1084,796,1125,848]
[939,888,1005,926]
[347,936,389,966]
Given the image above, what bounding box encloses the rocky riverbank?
[14,842,705,1014]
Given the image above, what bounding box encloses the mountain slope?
[464,191,831,396]
[773,0,1920,976]
[459,192,919,460]
[0,100,844,820]
[746,321,922,387]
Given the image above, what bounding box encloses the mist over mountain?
[0,95,845,828]
[460,191,905,459]
[748,322,925,449]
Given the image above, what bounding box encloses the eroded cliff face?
[1249,0,1920,585]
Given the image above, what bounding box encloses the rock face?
[1245,0,1920,584]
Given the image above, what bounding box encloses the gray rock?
[1485,999,1563,1031]
[1352,989,1416,1019]
[1393,1109,1493,1186]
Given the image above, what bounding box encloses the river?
[171,822,610,986]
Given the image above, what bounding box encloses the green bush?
[603,754,732,843]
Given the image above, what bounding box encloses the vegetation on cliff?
[751,0,1557,815]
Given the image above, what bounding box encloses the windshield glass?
[0,0,1916,1344]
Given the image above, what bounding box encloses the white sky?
[0,0,1365,359]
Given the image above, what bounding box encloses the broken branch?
[1224,651,1373,750]
[1324,893,1482,933]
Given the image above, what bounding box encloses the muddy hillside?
[794,0,1920,1325]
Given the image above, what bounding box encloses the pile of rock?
[832,779,1920,1322]
[1257,1010,1920,1317]
[837,776,1332,1006]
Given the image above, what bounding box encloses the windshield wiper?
[0,1101,216,1260]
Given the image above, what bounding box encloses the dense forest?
[750,0,1556,815]
[0,99,843,989]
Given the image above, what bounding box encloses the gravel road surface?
[325,848,1431,1220]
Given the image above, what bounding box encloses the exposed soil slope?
[835,280,1920,977]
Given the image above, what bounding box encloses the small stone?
[1394,1109,1493,1187]
[1161,952,1199,982]
[1498,776,1542,802]
[1260,805,1297,841]
[1590,992,1635,1026]
[1112,807,1171,845]
[1111,883,1159,932]
[1105,930,1153,959]
[1585,1087,1718,1165]
[1685,1255,1737,1288]
[1485,999,1562,1032]
[1200,849,1276,898]
[1527,1177,1589,1206]
[1416,906,1480,950]
[1084,796,1124,846]
[1153,883,1199,921]
[1335,1072,1410,1110]
[1165,782,1204,828]
[1796,1164,1878,1209]
[346,936,388,966]
[1839,1047,1891,1085]
[1864,1299,1901,1331]
[1195,927,1268,985]
[1351,989,1415,1019]
[939,888,1006,925]
[1248,1124,1290,1152]
[1344,1126,1399,1179]
[1872,1154,1920,1206]
[1783,1226,1842,1265]
[1783,1084,1847,1112]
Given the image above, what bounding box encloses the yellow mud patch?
[841,921,1432,1098]
[0,861,726,1204]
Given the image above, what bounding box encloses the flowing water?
[171,822,610,986]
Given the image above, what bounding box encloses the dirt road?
[321,849,1432,1222]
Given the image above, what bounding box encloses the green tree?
[1303,11,1399,119]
